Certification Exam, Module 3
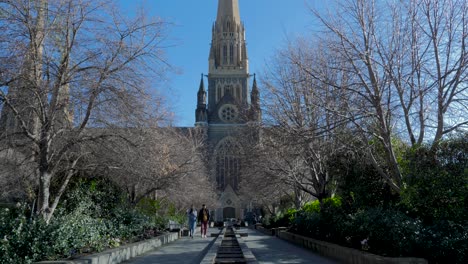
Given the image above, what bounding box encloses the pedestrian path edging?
[200,228,258,264]
[255,225,274,236]
[277,231,428,264]
[34,232,180,264]
[200,229,223,264]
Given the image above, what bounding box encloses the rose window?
[219,104,238,123]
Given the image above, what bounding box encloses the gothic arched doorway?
[223,207,236,219]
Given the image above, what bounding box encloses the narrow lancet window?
[223,45,228,65]
[229,43,234,65]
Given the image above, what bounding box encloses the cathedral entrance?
[223,207,236,219]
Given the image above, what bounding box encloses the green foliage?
[418,220,468,263]
[137,198,186,228]
[286,208,298,223]
[292,196,350,244]
[332,151,399,211]
[50,206,112,258]
[349,208,422,257]
[264,134,468,262]
[59,178,125,218]
[0,205,53,264]
[302,200,320,213]
[0,178,169,263]
[264,209,296,228]
[401,134,468,223]
[292,204,425,258]
[289,198,467,263]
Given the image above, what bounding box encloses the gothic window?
[229,43,234,65]
[217,86,221,101]
[218,104,238,123]
[223,45,228,64]
[215,137,242,190]
[236,86,241,100]
[227,21,231,32]
[225,85,232,95]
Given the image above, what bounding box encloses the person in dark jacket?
[198,204,210,238]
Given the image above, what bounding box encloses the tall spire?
[195,74,208,125]
[209,0,248,72]
[217,0,240,24]
[197,73,206,107]
[251,74,261,121]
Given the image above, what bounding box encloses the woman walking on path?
[187,205,197,238]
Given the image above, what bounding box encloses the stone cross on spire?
[217,0,240,23]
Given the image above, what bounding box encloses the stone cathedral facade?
[195,0,261,222]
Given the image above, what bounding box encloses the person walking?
[187,205,197,238]
[198,204,210,238]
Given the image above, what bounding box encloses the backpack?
[202,209,208,222]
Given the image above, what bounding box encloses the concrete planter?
[273,227,288,236]
[35,232,179,264]
[277,231,428,264]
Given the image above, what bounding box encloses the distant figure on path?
[187,205,197,238]
[198,204,210,238]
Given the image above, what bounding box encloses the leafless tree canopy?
[242,0,467,207]
[88,127,216,208]
[296,0,468,193]
[0,0,175,222]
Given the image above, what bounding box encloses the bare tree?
[247,38,352,204]
[94,127,215,207]
[295,0,468,193]
[0,0,170,223]
[235,125,294,215]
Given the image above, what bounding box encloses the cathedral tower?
[195,0,260,221]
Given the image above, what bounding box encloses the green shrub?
[292,197,350,244]
[418,220,468,263]
[136,198,185,229]
[51,211,110,257]
[302,200,321,213]
[332,150,399,212]
[349,208,422,257]
[0,177,170,263]
[401,134,468,223]
[0,205,56,264]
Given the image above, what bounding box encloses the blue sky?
[117,0,324,127]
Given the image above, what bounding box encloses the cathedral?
[195,0,261,222]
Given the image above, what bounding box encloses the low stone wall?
[35,232,180,264]
[254,226,288,237]
[277,231,428,264]
[255,225,274,236]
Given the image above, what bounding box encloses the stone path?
[122,228,219,264]
[242,228,338,264]
[123,227,338,264]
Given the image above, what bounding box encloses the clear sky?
[117,0,324,127]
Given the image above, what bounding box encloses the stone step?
[215,258,246,264]
[218,250,243,254]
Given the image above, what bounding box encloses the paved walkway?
[122,228,220,264]
[242,228,338,264]
[124,227,338,264]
